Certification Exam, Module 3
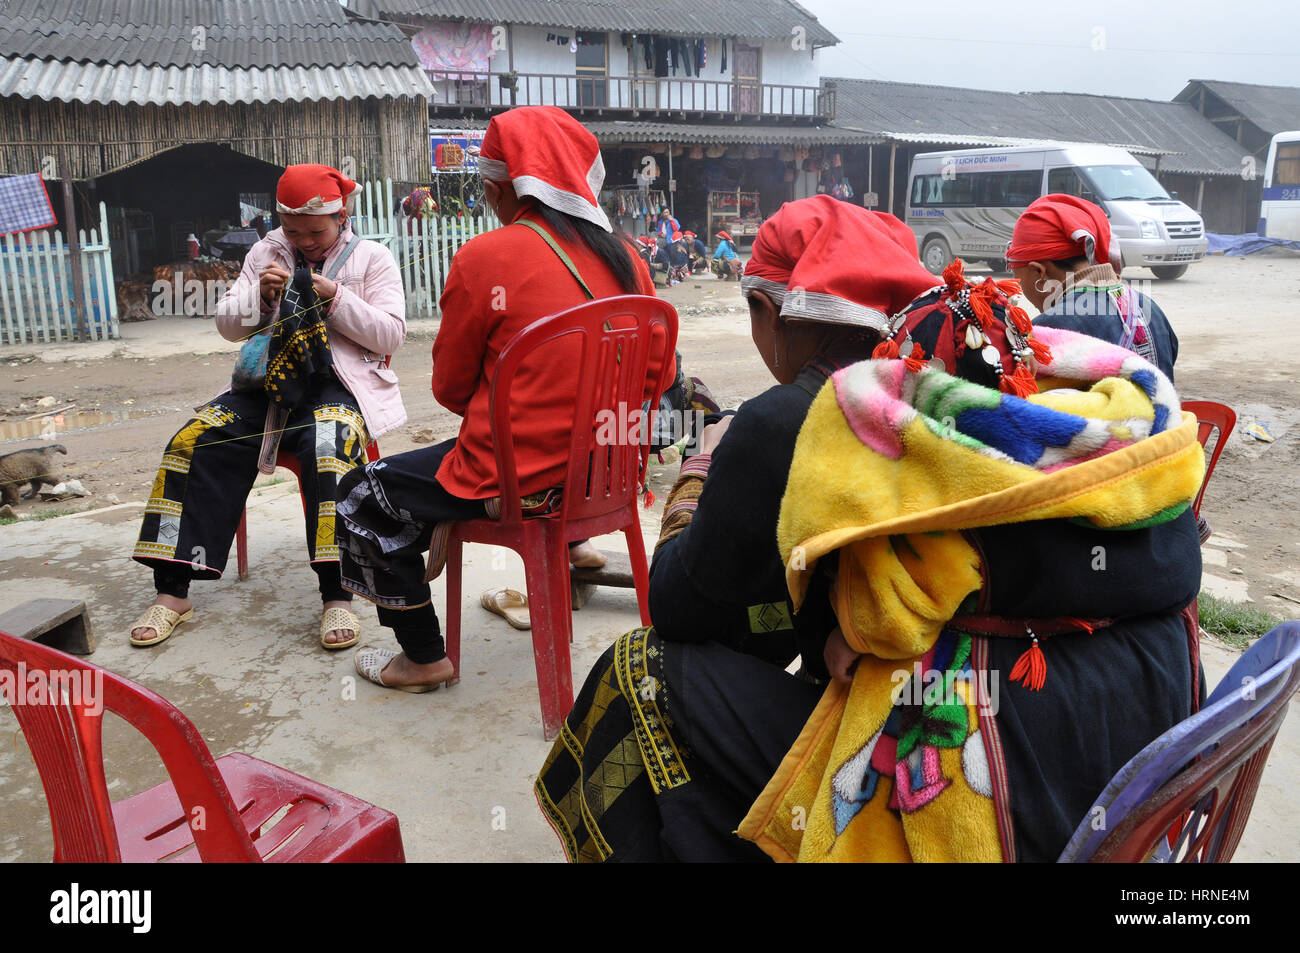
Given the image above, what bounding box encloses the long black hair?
[531,203,641,294]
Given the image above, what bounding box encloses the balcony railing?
[425,70,835,121]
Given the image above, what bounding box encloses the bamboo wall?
[0,95,430,183]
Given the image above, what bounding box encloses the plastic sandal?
[480,587,531,630]
[353,647,455,694]
[130,604,194,648]
[320,606,361,650]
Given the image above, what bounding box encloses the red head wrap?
[741,195,938,331]
[1007,194,1112,266]
[276,164,359,215]
[476,106,610,231]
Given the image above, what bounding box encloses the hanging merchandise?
[743,145,760,159]
[832,179,855,200]
[832,152,843,168]
[654,36,669,76]
[794,146,809,161]
[705,144,726,159]
[783,169,794,183]
[689,145,704,160]
[778,147,794,162]
[670,144,684,157]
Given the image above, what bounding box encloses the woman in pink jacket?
[129,164,407,650]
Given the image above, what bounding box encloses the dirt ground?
[3,253,1299,616]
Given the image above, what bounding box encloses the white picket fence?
[352,179,500,319]
[0,202,118,345]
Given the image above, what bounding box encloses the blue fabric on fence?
[0,174,57,236]
[1206,232,1300,256]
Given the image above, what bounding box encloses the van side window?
[1048,167,1089,197]
[976,171,1042,207]
[911,174,974,207]
[1276,144,1300,187]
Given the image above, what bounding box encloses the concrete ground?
[0,493,1294,862]
[2,255,1299,862]
[0,485,669,862]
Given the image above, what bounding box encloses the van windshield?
[1077,165,1172,202]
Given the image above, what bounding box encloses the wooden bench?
[0,598,96,655]
[569,551,637,611]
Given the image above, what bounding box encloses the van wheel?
[986,258,1008,274]
[921,237,952,275]
[1151,264,1188,280]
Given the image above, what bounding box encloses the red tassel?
[1009,636,1047,691]
[942,257,967,293]
[642,487,656,508]
[1027,337,1053,365]
[1006,304,1033,335]
[873,338,900,360]
[996,278,1022,298]
[999,363,1038,398]
[904,342,928,373]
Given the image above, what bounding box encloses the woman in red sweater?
[338,106,667,692]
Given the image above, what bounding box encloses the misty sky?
[801,0,1297,100]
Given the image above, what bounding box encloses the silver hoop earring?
[1033,278,1048,293]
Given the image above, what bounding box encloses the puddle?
[0,409,153,442]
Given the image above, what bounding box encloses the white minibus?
[906,144,1208,279]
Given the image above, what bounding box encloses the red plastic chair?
[444,295,679,740]
[236,441,380,580]
[1182,400,1236,516]
[0,629,405,862]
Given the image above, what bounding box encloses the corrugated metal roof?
[359,0,838,46]
[0,0,420,70]
[1176,80,1300,139]
[829,78,1250,177]
[0,56,434,105]
[0,20,412,69]
[584,120,864,145]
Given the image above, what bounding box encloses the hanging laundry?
[721,39,727,73]
[643,36,653,71]
[683,39,695,76]
[547,32,555,41]
[698,39,707,72]
[557,34,570,46]
[670,39,678,74]
[654,36,669,76]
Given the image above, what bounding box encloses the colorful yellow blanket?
[737,326,1204,862]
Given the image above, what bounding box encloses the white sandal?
[320,606,361,650]
[130,604,194,648]
[353,647,456,694]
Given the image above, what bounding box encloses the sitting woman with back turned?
[336,106,670,694]
[537,196,1205,862]
[1008,194,1178,381]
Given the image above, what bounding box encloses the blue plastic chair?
[1059,621,1300,862]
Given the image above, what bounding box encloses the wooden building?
[0,0,433,273]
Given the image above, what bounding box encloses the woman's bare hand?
[697,414,734,456]
[823,626,862,685]
[259,263,291,303]
[311,273,338,303]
